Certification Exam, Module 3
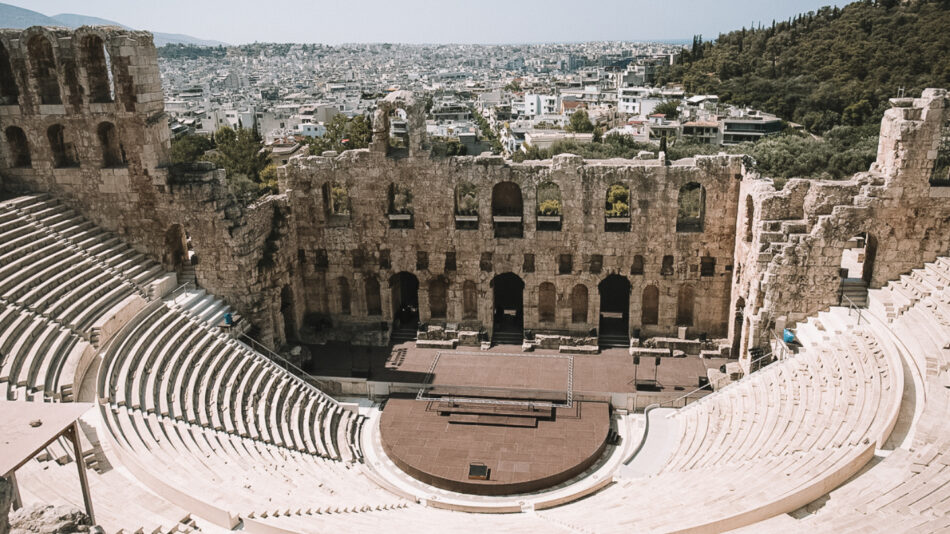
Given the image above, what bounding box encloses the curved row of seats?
[661,308,900,474]
[98,300,364,463]
[0,196,164,330]
[737,257,950,533]
[0,300,82,401]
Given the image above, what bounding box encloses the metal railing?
[168,281,195,302]
[237,333,342,407]
[655,350,778,410]
[842,293,864,325]
[770,329,793,362]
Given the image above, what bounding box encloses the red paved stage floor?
[379,350,609,495]
[380,398,609,495]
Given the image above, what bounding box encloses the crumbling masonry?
[0,27,948,364]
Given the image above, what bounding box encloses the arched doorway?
[491,182,523,238]
[839,232,876,307]
[163,224,188,273]
[598,274,631,345]
[491,273,524,340]
[390,272,419,328]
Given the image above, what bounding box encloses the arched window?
[676,284,695,326]
[571,284,588,324]
[676,182,705,232]
[455,181,478,230]
[80,35,112,103]
[0,42,18,105]
[387,183,413,229]
[97,122,124,167]
[324,181,350,216]
[539,282,556,323]
[744,195,754,242]
[642,285,659,325]
[462,280,478,319]
[364,276,382,316]
[47,124,77,168]
[630,255,644,275]
[5,126,30,168]
[537,181,562,231]
[492,181,523,238]
[388,107,409,150]
[338,277,351,315]
[429,276,448,319]
[27,35,60,105]
[605,183,630,231]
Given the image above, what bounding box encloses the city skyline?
[8,0,849,45]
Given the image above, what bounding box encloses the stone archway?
[390,272,419,329]
[163,224,188,273]
[491,272,524,334]
[599,274,631,339]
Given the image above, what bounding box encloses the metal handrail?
[770,328,792,361]
[656,350,777,409]
[237,333,342,407]
[168,281,194,301]
[842,293,864,325]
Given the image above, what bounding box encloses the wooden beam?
[65,423,95,525]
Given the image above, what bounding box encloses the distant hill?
[0,3,226,46]
[656,0,950,134]
[0,3,61,27]
[50,13,131,30]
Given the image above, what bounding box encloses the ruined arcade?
[2,24,950,534]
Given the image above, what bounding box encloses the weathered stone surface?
[0,477,10,534]
[8,505,89,534]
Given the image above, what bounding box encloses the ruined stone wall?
[282,146,742,341]
[732,89,950,363]
[0,27,286,346]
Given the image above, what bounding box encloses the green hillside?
[657,0,950,134]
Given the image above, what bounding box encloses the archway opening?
[676,284,695,327]
[491,182,523,238]
[839,232,876,306]
[28,35,60,105]
[598,274,631,339]
[0,42,18,105]
[365,276,382,316]
[676,182,706,233]
[571,284,588,324]
[492,272,524,335]
[429,276,449,320]
[163,224,188,273]
[97,122,125,167]
[390,272,419,329]
[47,124,78,168]
[81,34,113,103]
[5,126,30,168]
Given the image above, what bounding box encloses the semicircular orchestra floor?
[380,398,609,495]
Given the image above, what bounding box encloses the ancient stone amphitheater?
[1,27,950,534]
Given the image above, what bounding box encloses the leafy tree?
[567,109,595,133]
[605,184,630,217]
[652,100,681,120]
[169,134,215,164]
[306,114,371,155]
[211,126,270,182]
[656,0,950,134]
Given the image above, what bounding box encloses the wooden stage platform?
[379,350,609,495]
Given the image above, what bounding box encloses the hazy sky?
[12,0,850,45]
